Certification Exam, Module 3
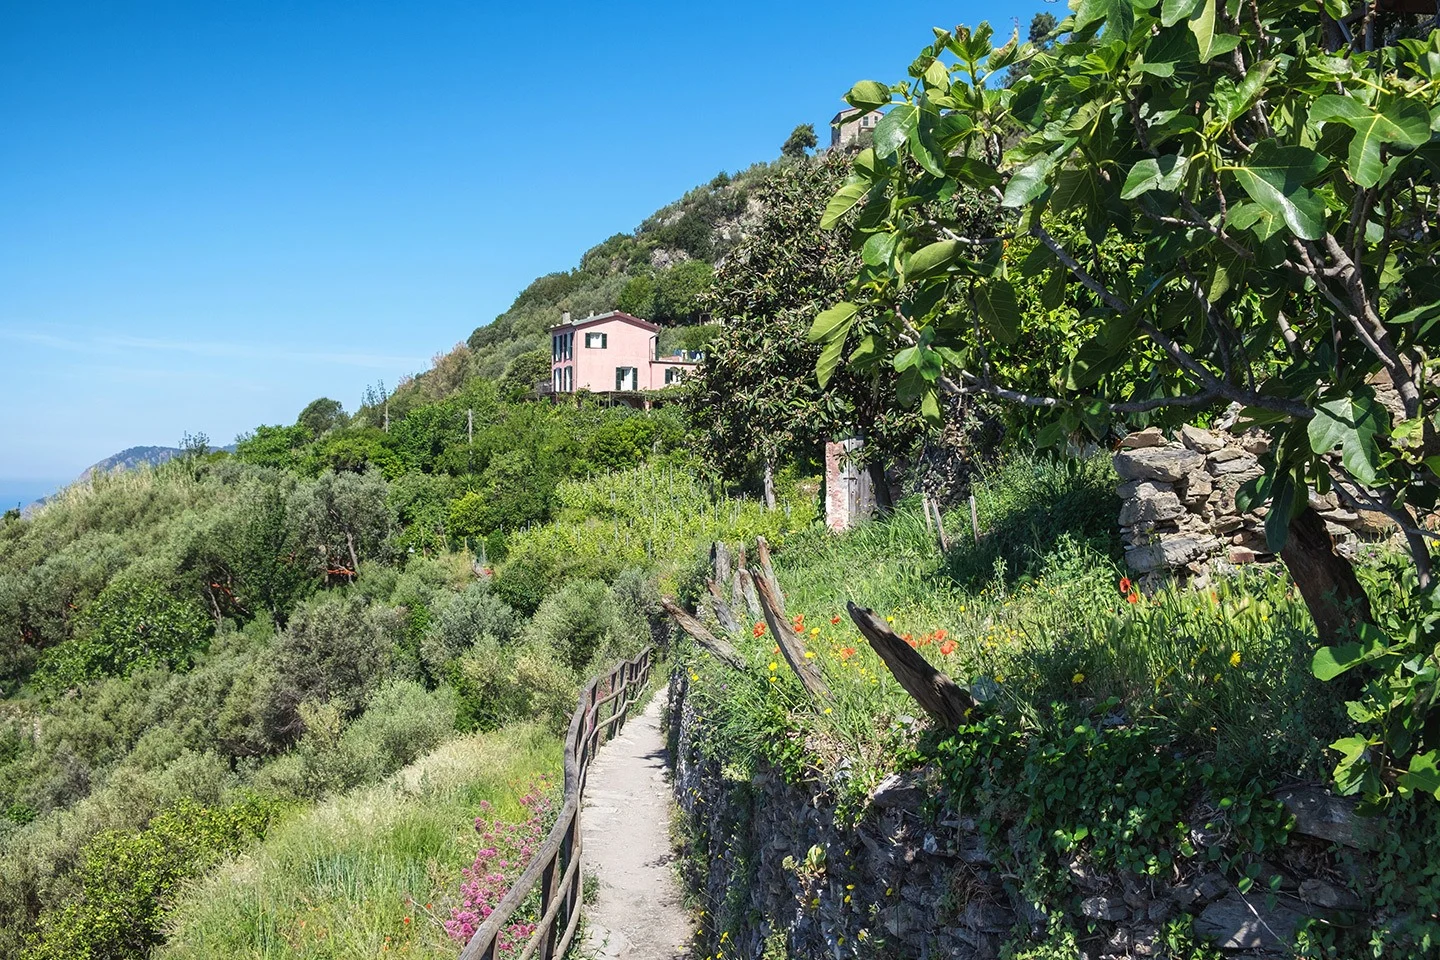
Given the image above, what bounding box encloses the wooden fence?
[458,646,654,960]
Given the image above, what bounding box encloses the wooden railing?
[458,647,654,960]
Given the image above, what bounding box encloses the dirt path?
[579,691,693,960]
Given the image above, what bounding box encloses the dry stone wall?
[1114,424,1391,584]
[665,673,1395,959]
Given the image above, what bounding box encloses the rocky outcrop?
[1115,424,1392,583]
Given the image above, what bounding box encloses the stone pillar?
[825,438,873,532]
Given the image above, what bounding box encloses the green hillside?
[7,6,1440,957]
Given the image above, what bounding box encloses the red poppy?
[1118,577,1132,595]
[839,646,857,661]
[1127,590,1140,604]
[753,622,768,637]
[831,615,841,625]
[939,639,957,656]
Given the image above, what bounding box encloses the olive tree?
[813,3,1440,800]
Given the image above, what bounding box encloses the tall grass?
[159,724,560,960]
[686,452,1345,799]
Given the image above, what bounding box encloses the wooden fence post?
[847,602,975,727]
[754,536,785,617]
[661,598,747,669]
[753,573,831,700]
[707,580,742,632]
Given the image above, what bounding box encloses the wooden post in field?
[925,496,949,553]
[661,598,747,670]
[969,494,980,542]
[737,569,763,619]
[753,573,831,700]
[712,541,733,591]
[847,602,975,728]
[707,581,742,632]
[754,537,785,617]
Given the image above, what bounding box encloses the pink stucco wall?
[569,316,655,391]
[648,360,696,389]
[550,313,698,393]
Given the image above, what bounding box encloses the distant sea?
[0,480,64,513]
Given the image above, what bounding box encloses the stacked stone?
[1114,424,1388,583]
[667,674,1391,959]
[1114,425,1270,581]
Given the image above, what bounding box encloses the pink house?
[549,311,699,397]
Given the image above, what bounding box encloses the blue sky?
[0,0,1046,491]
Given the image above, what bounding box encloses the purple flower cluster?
[445,781,554,954]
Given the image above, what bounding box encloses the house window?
[615,367,638,391]
[664,367,684,385]
[564,367,573,392]
[585,332,608,349]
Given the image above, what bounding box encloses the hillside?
[8,4,1440,955]
[78,445,184,478]
[378,161,774,415]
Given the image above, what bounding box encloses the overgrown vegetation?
[681,453,1440,956]
[0,392,799,956]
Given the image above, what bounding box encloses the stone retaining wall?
[1114,424,1391,584]
[665,673,1393,959]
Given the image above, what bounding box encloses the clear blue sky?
[0,0,1046,493]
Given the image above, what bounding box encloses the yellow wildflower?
[1072,672,1085,684]
[1229,651,1242,668]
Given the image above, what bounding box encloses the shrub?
[447,640,530,734]
[259,593,401,744]
[447,641,576,735]
[257,682,454,799]
[524,580,618,673]
[22,793,281,960]
[340,681,455,777]
[420,583,519,680]
[35,581,210,689]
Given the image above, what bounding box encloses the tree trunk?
[1280,508,1373,644]
[763,459,776,511]
[345,532,360,582]
[867,460,894,514]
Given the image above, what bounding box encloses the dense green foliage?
[25,794,282,960]
[689,149,927,487]
[0,371,755,955]
[682,454,1439,956]
[814,4,1440,805]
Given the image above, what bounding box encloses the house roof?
[549,310,659,334]
[830,106,880,125]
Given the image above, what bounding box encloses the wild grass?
[159,724,561,960]
[685,453,1346,800]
